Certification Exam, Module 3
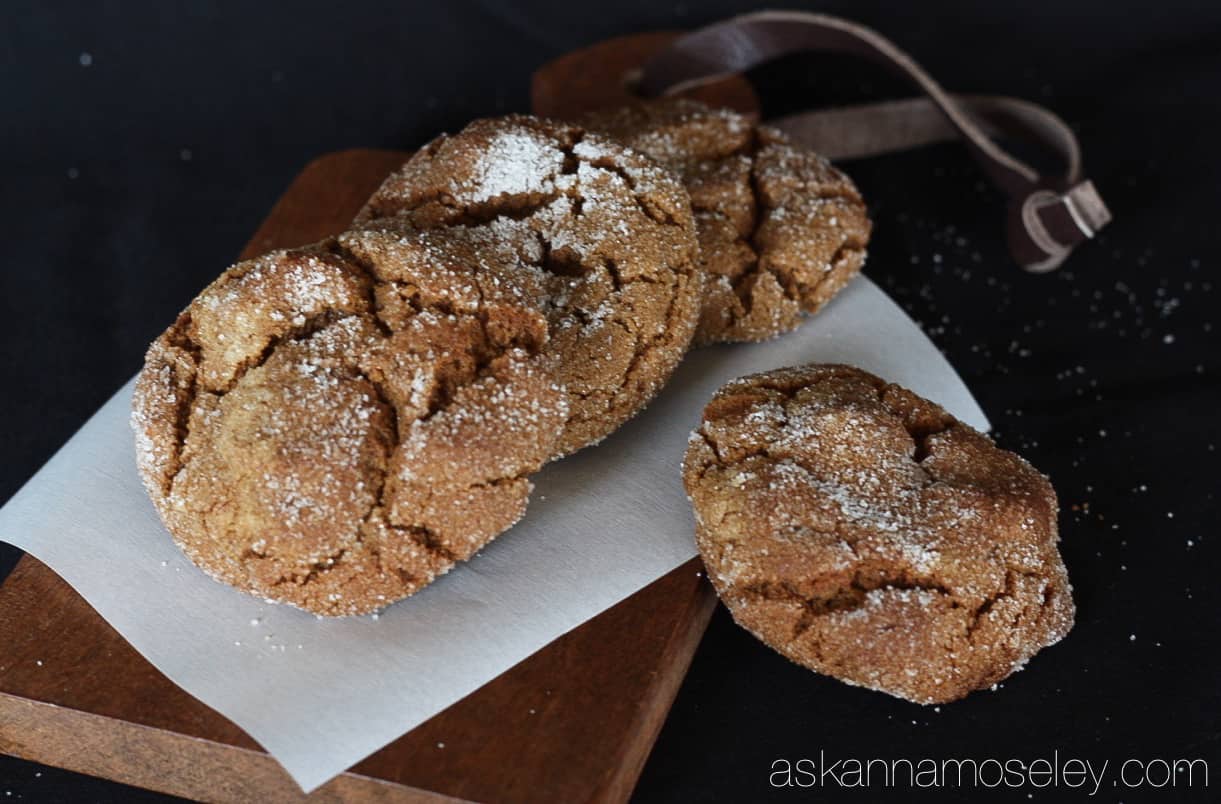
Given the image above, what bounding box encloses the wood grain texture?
[1,32,760,802]
[0,554,713,804]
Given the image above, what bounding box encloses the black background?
[2,1,1219,801]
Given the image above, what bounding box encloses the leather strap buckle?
[638,11,1114,275]
[1012,181,1112,273]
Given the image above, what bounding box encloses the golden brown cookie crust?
[585,100,871,345]
[682,364,1074,704]
[358,114,702,456]
[133,231,568,616]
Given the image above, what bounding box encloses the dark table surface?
[2,1,1219,801]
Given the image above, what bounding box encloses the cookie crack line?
[874,382,957,469]
[398,524,458,565]
[164,308,366,502]
[582,153,683,227]
[738,152,770,319]
[351,364,398,528]
[325,241,394,337]
[221,307,351,394]
[159,319,202,496]
[963,566,1058,642]
[792,233,867,314]
[557,126,585,178]
[614,270,695,405]
[265,543,357,591]
[736,575,953,644]
[325,237,549,426]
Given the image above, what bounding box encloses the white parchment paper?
[0,276,987,792]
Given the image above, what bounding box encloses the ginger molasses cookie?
[133,232,567,616]
[682,364,1073,703]
[585,99,871,345]
[358,114,702,456]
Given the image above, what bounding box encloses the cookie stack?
[133,103,869,616]
[134,100,1071,703]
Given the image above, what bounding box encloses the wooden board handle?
[531,31,759,119]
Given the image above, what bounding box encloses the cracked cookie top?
[133,232,568,616]
[357,114,702,456]
[132,113,702,615]
[584,99,871,345]
[682,364,1073,703]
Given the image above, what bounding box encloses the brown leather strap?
[637,10,1112,273]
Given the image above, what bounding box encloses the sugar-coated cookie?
[586,100,871,345]
[133,113,704,614]
[133,234,567,616]
[683,364,1073,703]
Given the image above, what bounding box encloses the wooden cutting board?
[0,33,756,803]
